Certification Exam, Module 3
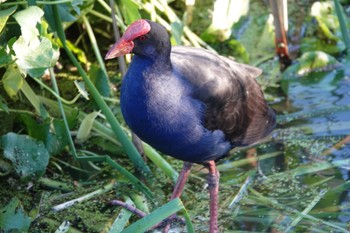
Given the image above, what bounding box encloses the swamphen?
[105,19,276,233]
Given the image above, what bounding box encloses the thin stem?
[110,200,147,218]
[32,78,81,105]
[81,15,109,77]
[49,68,79,159]
[109,0,127,75]
[52,180,116,211]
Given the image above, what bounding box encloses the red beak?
[105,19,151,60]
[105,39,134,59]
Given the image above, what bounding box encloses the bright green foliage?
[301,1,346,55]
[283,51,339,78]
[121,198,194,233]
[12,6,59,78]
[2,64,23,99]
[0,1,349,232]
[119,0,141,25]
[0,6,17,34]
[76,111,100,142]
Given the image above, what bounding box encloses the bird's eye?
[139,35,147,41]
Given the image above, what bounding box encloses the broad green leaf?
[202,0,249,42]
[20,114,50,141]
[45,119,74,156]
[1,132,50,180]
[44,0,85,31]
[119,0,141,25]
[12,6,43,43]
[2,64,23,99]
[12,6,59,77]
[311,1,339,41]
[0,198,31,232]
[0,6,17,33]
[77,111,100,142]
[0,46,13,67]
[13,37,59,77]
[301,37,345,55]
[89,64,110,97]
[238,14,275,64]
[227,39,249,63]
[59,39,87,64]
[170,22,183,46]
[283,51,339,79]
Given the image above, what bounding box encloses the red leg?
[163,162,193,233]
[170,162,193,199]
[206,160,219,233]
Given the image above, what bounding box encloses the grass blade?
[121,198,194,233]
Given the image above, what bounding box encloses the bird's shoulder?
[170,46,261,102]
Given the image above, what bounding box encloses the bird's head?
[105,19,171,60]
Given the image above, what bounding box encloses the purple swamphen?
[105,19,276,233]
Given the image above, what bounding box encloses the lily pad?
[0,197,31,232]
[283,51,340,79]
[1,132,50,180]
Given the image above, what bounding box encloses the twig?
[110,199,147,218]
[52,180,116,211]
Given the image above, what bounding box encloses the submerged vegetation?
[0,0,349,232]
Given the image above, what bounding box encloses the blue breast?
[120,56,231,163]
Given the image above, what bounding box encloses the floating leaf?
[310,1,340,41]
[1,132,50,180]
[301,37,345,55]
[0,197,31,232]
[302,1,347,56]
[283,51,340,79]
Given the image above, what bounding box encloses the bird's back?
[171,46,276,147]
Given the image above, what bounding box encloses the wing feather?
[171,46,275,146]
